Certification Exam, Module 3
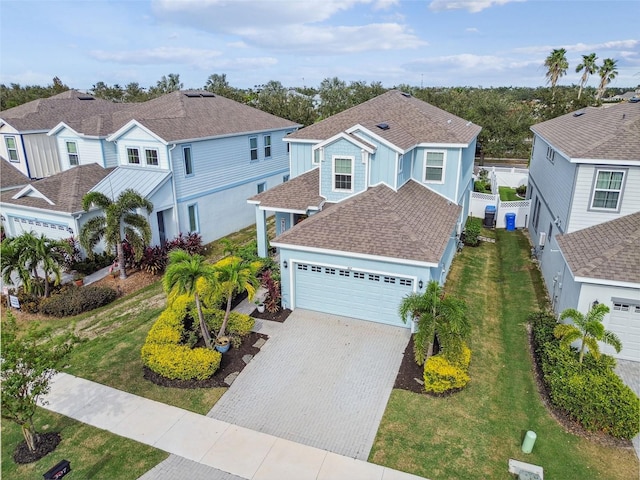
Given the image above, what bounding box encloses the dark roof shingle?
[1,158,30,190]
[248,169,323,211]
[557,212,640,285]
[273,180,461,264]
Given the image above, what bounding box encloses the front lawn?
[370,230,638,479]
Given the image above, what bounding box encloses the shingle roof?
[531,102,640,161]
[273,180,461,264]
[1,164,112,213]
[0,90,131,132]
[286,90,481,150]
[557,212,640,285]
[110,90,301,142]
[1,158,29,190]
[248,169,323,211]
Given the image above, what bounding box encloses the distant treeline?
[1,74,636,159]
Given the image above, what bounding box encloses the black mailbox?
[43,459,71,479]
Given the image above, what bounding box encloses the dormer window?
[66,141,79,166]
[127,147,140,164]
[145,148,159,166]
[333,156,353,192]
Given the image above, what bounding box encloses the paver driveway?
[208,309,410,460]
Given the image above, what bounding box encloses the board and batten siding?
[319,139,367,203]
[23,133,60,178]
[289,142,314,178]
[568,164,640,233]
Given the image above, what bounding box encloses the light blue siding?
[411,146,461,201]
[102,140,118,168]
[459,140,476,203]
[350,131,397,187]
[320,139,367,202]
[275,212,292,235]
[289,142,314,178]
[434,232,458,285]
[397,152,412,188]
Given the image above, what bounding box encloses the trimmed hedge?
[530,311,640,439]
[423,343,472,394]
[40,286,117,317]
[463,216,482,246]
[204,308,255,337]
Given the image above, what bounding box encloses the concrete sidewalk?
[40,373,427,480]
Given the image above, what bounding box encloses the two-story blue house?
[249,91,481,327]
[527,101,640,361]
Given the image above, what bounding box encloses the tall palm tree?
[554,303,622,363]
[163,249,217,349]
[596,58,618,101]
[213,256,261,340]
[80,189,153,279]
[399,280,470,365]
[544,48,569,99]
[575,53,598,100]
[1,239,30,291]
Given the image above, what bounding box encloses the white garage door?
[293,262,415,327]
[10,216,71,240]
[607,300,640,362]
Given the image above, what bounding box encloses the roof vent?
[200,92,216,97]
[573,110,585,117]
[77,95,94,100]
[400,92,411,98]
[376,122,390,130]
[184,92,201,98]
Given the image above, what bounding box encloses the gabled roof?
[272,180,461,265]
[90,165,171,199]
[1,157,29,191]
[108,90,301,143]
[248,169,323,212]
[1,90,131,132]
[557,212,640,286]
[531,102,640,162]
[286,90,481,151]
[0,164,112,213]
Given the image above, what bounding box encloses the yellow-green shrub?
[204,308,254,337]
[423,355,470,394]
[444,343,472,370]
[141,343,220,380]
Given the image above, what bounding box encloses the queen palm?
[575,53,598,100]
[554,303,622,363]
[399,280,470,365]
[80,189,153,279]
[544,48,569,99]
[163,249,216,349]
[596,58,618,101]
[214,256,261,340]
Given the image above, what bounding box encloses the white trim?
[285,138,322,144]
[415,142,468,149]
[144,147,160,167]
[574,276,640,289]
[126,146,141,165]
[332,155,354,193]
[107,120,167,144]
[312,145,323,165]
[589,168,626,211]
[65,139,80,166]
[187,202,199,233]
[258,206,308,214]
[423,149,446,184]
[346,124,403,153]
[316,131,376,154]
[271,242,438,268]
[454,149,461,202]
[571,158,640,165]
[11,186,55,205]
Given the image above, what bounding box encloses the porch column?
[255,206,268,258]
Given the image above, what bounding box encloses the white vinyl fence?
[469,192,531,229]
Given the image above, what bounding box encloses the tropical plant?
[80,189,153,279]
[213,256,261,340]
[1,238,30,291]
[399,280,470,365]
[596,58,618,101]
[544,48,569,99]
[575,53,598,100]
[261,269,281,313]
[1,312,73,453]
[554,303,622,363]
[163,249,217,349]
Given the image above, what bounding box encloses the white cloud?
[429,0,524,13]
[90,47,222,66]
[226,41,248,49]
[514,39,640,55]
[466,27,480,33]
[405,53,507,72]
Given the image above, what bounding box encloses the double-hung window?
[145,148,159,166]
[424,151,445,183]
[183,146,193,175]
[127,147,140,164]
[333,157,353,192]
[263,135,271,158]
[66,141,79,166]
[249,137,258,161]
[5,136,19,162]
[546,146,555,164]
[591,170,625,210]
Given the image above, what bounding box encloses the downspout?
[19,134,32,178]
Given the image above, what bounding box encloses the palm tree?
[80,189,153,279]
[1,239,30,291]
[596,58,618,101]
[213,256,261,340]
[554,303,622,363]
[399,280,470,365]
[544,48,569,99]
[575,53,598,100]
[163,249,216,349]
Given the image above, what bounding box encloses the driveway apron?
[208,309,410,460]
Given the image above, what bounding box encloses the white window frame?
[66,140,79,166]
[145,148,159,166]
[332,156,354,193]
[590,169,625,211]
[398,154,403,174]
[187,203,199,233]
[183,146,193,176]
[263,135,272,158]
[423,150,446,184]
[546,146,555,164]
[127,147,140,164]
[312,147,323,165]
[5,136,19,162]
[249,137,258,161]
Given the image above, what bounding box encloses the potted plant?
[255,299,265,314]
[73,273,85,286]
[215,336,231,353]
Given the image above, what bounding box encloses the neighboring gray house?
[0,90,131,179]
[527,102,640,361]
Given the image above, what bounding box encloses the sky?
[1,0,639,92]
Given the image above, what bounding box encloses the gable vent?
[376,122,390,130]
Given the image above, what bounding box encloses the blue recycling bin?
[505,212,516,231]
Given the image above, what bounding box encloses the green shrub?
[40,286,117,317]
[474,179,491,193]
[516,184,527,196]
[463,216,482,246]
[204,308,254,337]
[529,311,640,439]
[423,355,470,394]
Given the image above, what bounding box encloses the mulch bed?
[250,307,292,323]
[143,332,268,389]
[13,432,61,464]
[394,336,426,394]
